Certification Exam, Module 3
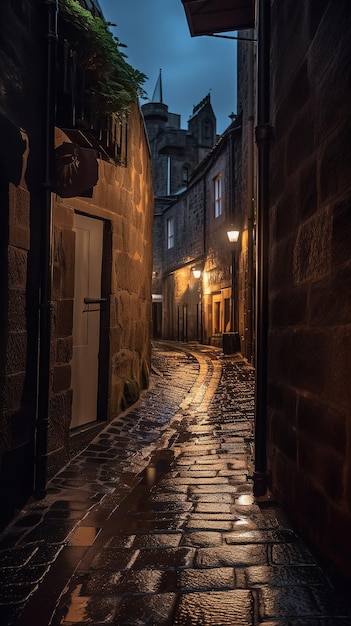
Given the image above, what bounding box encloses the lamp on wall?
[192,267,202,279]
[227,225,240,243]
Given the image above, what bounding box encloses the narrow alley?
[0,342,350,625]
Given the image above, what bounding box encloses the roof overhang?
[181,0,255,36]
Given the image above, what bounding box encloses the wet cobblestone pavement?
[0,341,350,625]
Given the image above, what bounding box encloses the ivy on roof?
[58,0,147,117]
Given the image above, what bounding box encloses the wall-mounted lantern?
[192,267,202,279]
[226,226,240,243]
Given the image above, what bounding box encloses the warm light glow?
[192,267,201,279]
[227,229,240,243]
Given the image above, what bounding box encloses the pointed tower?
[142,70,168,145]
[151,69,163,103]
[142,76,217,197]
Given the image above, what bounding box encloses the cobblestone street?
[0,342,350,625]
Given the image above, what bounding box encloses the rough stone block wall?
[163,181,205,274]
[0,0,45,527]
[268,0,351,583]
[52,103,153,464]
[161,180,205,341]
[0,1,153,525]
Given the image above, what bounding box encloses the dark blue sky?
[98,0,238,135]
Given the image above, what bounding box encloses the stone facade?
[0,0,153,529]
[142,94,217,197]
[144,87,255,357]
[266,1,351,583]
[159,120,253,357]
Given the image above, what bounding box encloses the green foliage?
[58,0,147,117]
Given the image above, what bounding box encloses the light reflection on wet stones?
[186,518,234,532]
[132,533,182,549]
[245,564,332,587]
[195,544,268,568]
[24,519,78,544]
[134,547,196,570]
[0,546,37,568]
[80,570,123,596]
[224,528,297,545]
[259,585,323,619]
[178,567,236,592]
[0,582,39,604]
[174,589,254,625]
[90,547,139,571]
[89,568,165,595]
[182,531,223,547]
[30,544,64,566]
[115,592,177,625]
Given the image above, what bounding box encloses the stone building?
[160,118,254,359]
[145,72,254,361]
[142,75,250,348]
[142,78,217,197]
[0,0,153,529]
[182,0,351,585]
[266,0,351,586]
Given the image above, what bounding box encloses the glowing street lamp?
[192,267,201,279]
[227,227,240,243]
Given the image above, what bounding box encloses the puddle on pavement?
[60,583,88,624]
[57,450,176,623]
[124,449,176,524]
[140,449,174,487]
[68,526,101,547]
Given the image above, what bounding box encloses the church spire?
[151,69,163,103]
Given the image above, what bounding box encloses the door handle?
[83,297,108,312]
[84,298,108,305]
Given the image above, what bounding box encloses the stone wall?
[162,182,205,341]
[0,0,154,525]
[161,127,246,346]
[268,0,351,582]
[51,107,153,473]
[0,0,45,528]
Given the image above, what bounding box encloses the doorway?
[71,213,104,428]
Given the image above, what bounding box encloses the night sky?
[98,0,238,135]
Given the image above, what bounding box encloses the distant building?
[142,74,222,338]
[142,73,218,197]
[160,117,249,355]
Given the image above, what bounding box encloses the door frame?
[72,211,111,426]
[96,217,111,422]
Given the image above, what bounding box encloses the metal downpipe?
[246,31,255,364]
[34,0,58,498]
[253,0,273,497]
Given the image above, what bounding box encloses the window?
[214,174,222,217]
[167,217,174,249]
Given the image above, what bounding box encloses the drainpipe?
[229,129,238,335]
[34,0,58,498]
[201,173,206,344]
[246,32,255,363]
[253,0,273,497]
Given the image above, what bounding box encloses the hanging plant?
[58,0,147,118]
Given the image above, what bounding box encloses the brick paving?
[0,341,350,625]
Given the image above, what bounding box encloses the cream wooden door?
[71,213,103,428]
